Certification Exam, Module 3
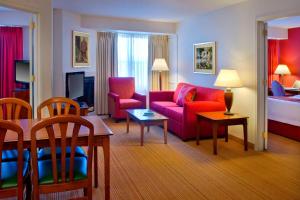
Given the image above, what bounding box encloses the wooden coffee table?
[196,111,248,155]
[126,109,168,146]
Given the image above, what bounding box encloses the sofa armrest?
[149,91,174,104]
[133,92,146,108]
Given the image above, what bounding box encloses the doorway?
[0,6,37,116]
[257,16,300,150]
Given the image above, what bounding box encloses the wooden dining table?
[3,115,113,200]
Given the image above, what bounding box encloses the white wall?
[53,9,97,97]
[22,26,29,60]
[0,0,53,108]
[268,26,288,40]
[81,14,177,34]
[176,0,300,146]
[0,10,31,26]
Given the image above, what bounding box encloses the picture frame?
[193,42,216,74]
[72,31,90,67]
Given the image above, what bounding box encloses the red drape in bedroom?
[0,27,23,98]
[268,39,280,88]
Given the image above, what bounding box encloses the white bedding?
[268,97,300,127]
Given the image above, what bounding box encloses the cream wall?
[53,9,97,97]
[176,0,300,148]
[53,9,178,96]
[0,0,53,108]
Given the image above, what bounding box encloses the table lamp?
[274,64,291,86]
[214,69,243,115]
[152,58,169,91]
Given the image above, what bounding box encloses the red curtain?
[268,40,280,88]
[0,27,23,98]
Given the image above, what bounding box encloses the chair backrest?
[0,120,24,198]
[37,97,80,120]
[30,115,94,186]
[271,80,285,96]
[108,77,135,99]
[0,98,32,120]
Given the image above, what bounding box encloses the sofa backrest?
[173,82,224,104]
[109,77,135,99]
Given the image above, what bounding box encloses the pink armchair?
[108,77,146,121]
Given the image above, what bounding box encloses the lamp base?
[224,89,233,115]
[224,111,234,115]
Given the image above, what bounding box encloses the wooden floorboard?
[4,119,300,200]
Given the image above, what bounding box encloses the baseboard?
[228,134,254,149]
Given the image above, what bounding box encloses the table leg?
[94,146,98,188]
[213,123,218,155]
[196,119,200,145]
[141,124,144,146]
[243,120,248,151]
[103,137,110,200]
[225,125,228,142]
[126,113,130,133]
[147,126,150,133]
[163,120,168,144]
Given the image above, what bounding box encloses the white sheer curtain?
[117,33,149,94]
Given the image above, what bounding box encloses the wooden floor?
[8,119,300,199]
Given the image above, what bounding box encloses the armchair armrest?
[133,92,147,108]
[149,91,174,103]
[108,92,120,102]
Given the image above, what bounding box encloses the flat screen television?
[15,60,30,89]
[66,71,85,100]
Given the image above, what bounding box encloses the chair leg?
[84,188,87,196]
[94,146,98,188]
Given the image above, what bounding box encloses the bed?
[268,96,300,141]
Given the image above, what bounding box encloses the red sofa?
[108,77,146,120]
[149,82,226,140]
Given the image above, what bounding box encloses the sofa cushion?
[176,85,196,106]
[173,83,185,102]
[120,99,143,109]
[164,107,183,122]
[151,101,178,114]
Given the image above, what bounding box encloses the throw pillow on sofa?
[176,85,196,106]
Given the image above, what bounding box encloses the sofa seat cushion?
[120,99,143,109]
[38,147,86,160]
[164,107,183,122]
[2,150,30,162]
[151,101,178,112]
[0,160,29,189]
[38,157,87,185]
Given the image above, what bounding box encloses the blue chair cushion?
[0,161,29,189]
[38,157,87,185]
[38,147,86,160]
[2,150,30,162]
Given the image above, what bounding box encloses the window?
[117,33,149,94]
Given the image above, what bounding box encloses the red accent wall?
[279,27,300,87]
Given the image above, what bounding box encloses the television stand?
[54,101,89,116]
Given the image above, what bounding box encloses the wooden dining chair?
[0,120,30,200]
[37,97,80,120]
[0,97,32,120]
[30,115,94,200]
[37,97,99,188]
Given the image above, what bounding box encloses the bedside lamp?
[214,69,243,115]
[152,58,169,91]
[274,64,291,86]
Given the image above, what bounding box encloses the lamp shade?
[152,58,169,71]
[274,64,291,75]
[214,69,243,88]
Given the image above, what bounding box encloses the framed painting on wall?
[73,31,90,67]
[193,42,216,74]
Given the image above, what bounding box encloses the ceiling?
[52,0,245,22]
[268,16,300,29]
